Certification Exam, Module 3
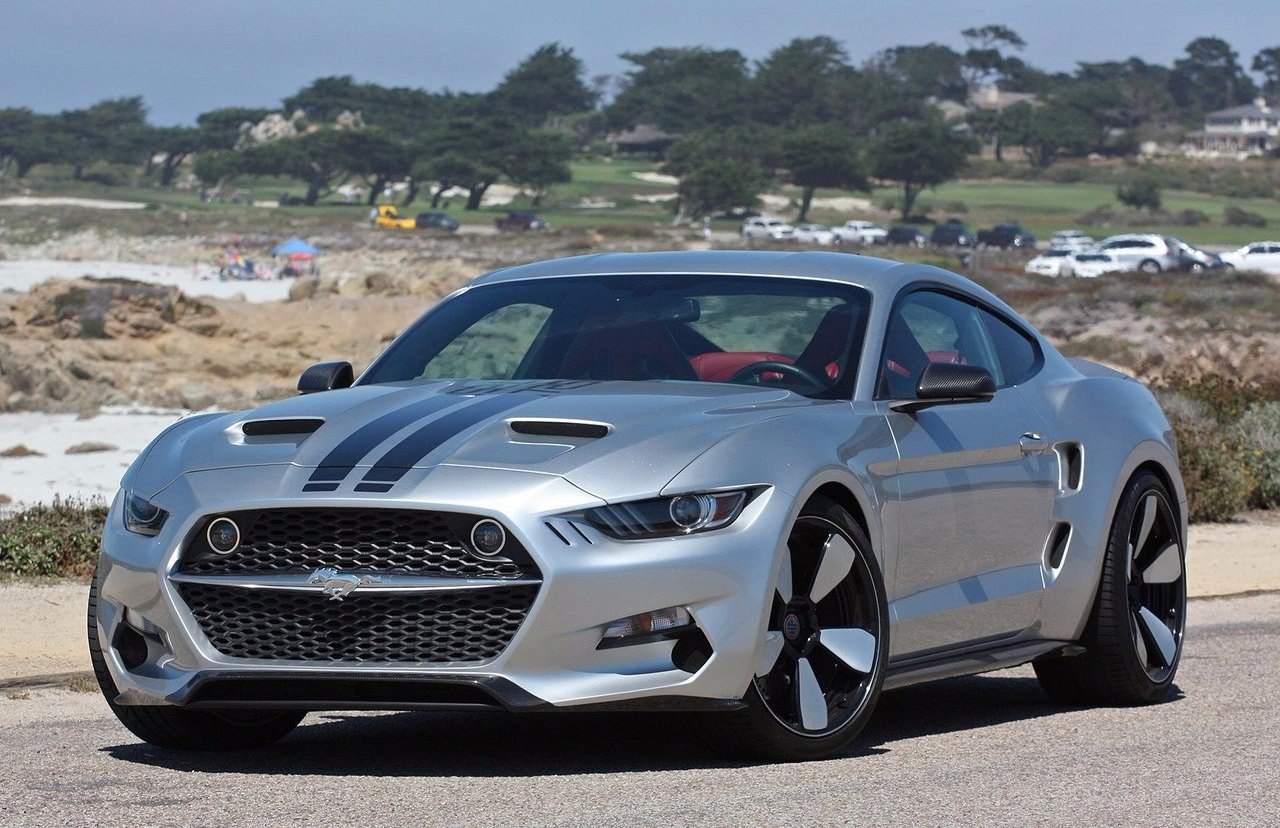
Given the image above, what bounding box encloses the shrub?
[1155,391,1254,523]
[0,496,107,577]
[1224,205,1267,228]
[1231,402,1280,508]
[1170,209,1210,226]
[1116,174,1162,212]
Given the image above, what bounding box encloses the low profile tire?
[1139,259,1161,274]
[87,570,304,750]
[705,497,888,761]
[1034,471,1186,705]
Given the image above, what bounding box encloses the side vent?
[1045,522,1072,570]
[1055,442,1084,492]
[242,418,324,437]
[510,420,610,440]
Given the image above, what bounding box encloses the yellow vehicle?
[373,204,415,230]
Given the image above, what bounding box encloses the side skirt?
[883,639,1075,691]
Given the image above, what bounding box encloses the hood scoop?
[509,419,611,440]
[240,418,325,437]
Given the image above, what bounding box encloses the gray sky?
[1,0,1276,125]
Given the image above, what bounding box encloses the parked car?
[1094,234,1181,273]
[792,224,836,245]
[495,211,549,232]
[414,211,460,232]
[90,250,1187,761]
[1049,230,1095,252]
[1221,241,1280,274]
[831,220,888,246]
[885,225,927,246]
[742,217,796,241]
[1168,239,1226,272]
[1070,251,1133,278]
[976,224,1036,249]
[929,222,973,248]
[1025,248,1076,278]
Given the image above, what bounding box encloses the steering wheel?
[727,360,829,392]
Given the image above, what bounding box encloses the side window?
[879,291,1001,399]
[979,308,1040,385]
[420,303,552,380]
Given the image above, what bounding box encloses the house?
[1184,98,1279,158]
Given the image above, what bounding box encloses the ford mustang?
[89,251,1187,760]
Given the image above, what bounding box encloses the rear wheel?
[1034,471,1186,704]
[705,497,888,761]
[88,570,304,750]
[1139,259,1161,274]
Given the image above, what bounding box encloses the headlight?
[123,491,169,536]
[584,490,750,539]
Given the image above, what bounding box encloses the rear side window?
[979,308,1040,385]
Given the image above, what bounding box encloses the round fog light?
[206,517,241,554]
[471,519,506,556]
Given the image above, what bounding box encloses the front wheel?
[1034,471,1186,705]
[1139,259,1161,274]
[704,497,888,761]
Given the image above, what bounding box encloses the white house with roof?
[1184,98,1279,158]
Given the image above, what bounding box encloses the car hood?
[130,380,816,501]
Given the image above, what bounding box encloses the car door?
[878,290,1057,659]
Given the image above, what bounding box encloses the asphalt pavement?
[2,593,1277,828]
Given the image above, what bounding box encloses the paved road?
[2,594,1277,828]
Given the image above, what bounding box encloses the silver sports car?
[90,251,1187,760]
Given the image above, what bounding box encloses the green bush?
[1231,402,1280,508]
[1156,391,1254,523]
[0,497,107,577]
[1224,205,1267,228]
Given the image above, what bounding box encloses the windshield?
[362,274,871,399]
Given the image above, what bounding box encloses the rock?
[0,444,43,457]
[65,441,118,455]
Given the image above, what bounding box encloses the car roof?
[469,250,1014,307]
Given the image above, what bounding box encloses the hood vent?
[242,418,325,437]
[509,420,610,440]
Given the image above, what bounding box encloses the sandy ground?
[2,519,1276,681]
[0,196,146,210]
[0,259,293,302]
[0,409,186,506]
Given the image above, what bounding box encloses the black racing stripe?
[360,395,535,485]
[302,483,339,493]
[307,396,463,483]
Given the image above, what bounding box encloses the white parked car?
[831,220,888,245]
[1025,248,1076,277]
[1221,241,1280,274]
[742,218,796,240]
[1094,234,1181,273]
[792,223,836,245]
[1049,230,1096,252]
[1070,251,1134,279]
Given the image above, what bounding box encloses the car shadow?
[101,674,1184,776]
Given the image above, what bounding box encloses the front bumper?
[95,463,789,711]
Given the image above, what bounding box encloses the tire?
[1139,259,1161,274]
[1033,471,1186,705]
[88,570,304,750]
[702,496,889,761]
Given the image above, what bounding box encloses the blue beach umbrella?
[271,238,320,256]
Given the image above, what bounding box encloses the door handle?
[1019,432,1051,456]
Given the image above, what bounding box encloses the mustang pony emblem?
[307,568,381,601]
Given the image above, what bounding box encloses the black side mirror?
[298,361,354,394]
[890,363,995,412]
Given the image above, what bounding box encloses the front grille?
[177,508,532,580]
[178,583,538,664]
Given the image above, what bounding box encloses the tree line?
[1,31,1276,219]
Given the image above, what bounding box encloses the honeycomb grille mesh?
[178,583,538,664]
[178,508,529,579]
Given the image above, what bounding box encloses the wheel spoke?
[796,657,828,731]
[776,548,793,603]
[1136,606,1178,668]
[809,533,855,603]
[1142,542,1182,584]
[1133,620,1150,668]
[755,631,785,677]
[821,627,876,674]
[1133,494,1157,559]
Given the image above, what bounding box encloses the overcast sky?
[1,0,1275,125]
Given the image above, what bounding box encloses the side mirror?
[298,361,354,394]
[890,363,995,412]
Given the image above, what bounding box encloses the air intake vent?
[1055,442,1084,492]
[510,420,609,439]
[242,418,324,437]
[1046,522,1072,570]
